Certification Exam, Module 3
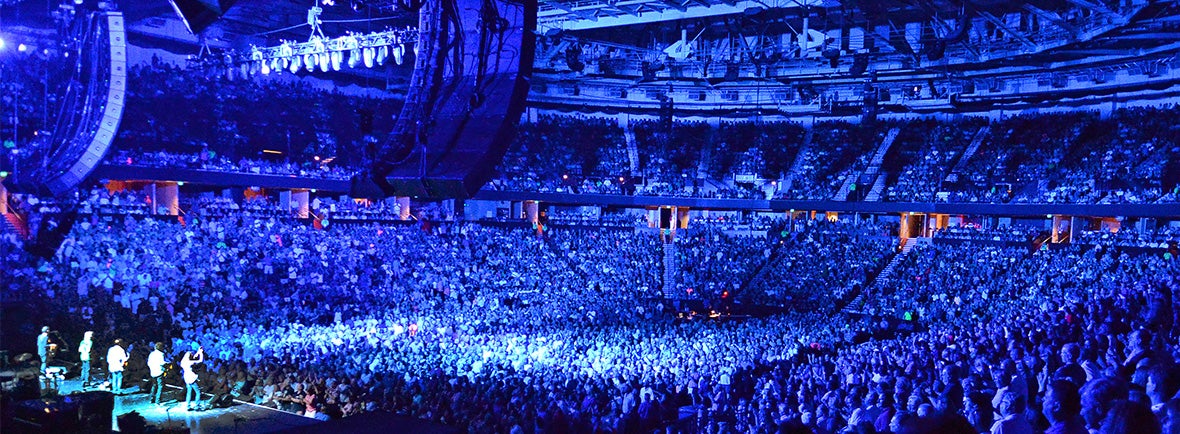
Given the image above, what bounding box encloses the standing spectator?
[1043,380,1087,434]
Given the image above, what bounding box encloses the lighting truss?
[250,27,419,73]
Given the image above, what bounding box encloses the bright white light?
[348,48,361,68]
[18,43,27,52]
[376,46,388,65]
[393,44,404,65]
[330,51,342,71]
[0,38,5,50]
[317,53,330,72]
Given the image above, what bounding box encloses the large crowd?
[489,108,1180,204]
[3,195,1180,434]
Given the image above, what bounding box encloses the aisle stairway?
[865,174,888,202]
[662,240,677,296]
[835,127,900,201]
[2,212,29,239]
[944,126,990,184]
[624,127,641,174]
[780,129,814,193]
[842,237,918,314]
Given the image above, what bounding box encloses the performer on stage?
[36,326,50,373]
[180,347,204,411]
[147,343,166,404]
[78,331,94,387]
[107,339,128,394]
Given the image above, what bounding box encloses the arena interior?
[2,0,1180,433]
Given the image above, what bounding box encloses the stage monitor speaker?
[359,0,537,200]
[167,0,237,34]
[69,391,115,431]
[9,391,112,433]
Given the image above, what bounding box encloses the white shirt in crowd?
[148,349,167,377]
[107,345,127,372]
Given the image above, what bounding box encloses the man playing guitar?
[107,339,128,394]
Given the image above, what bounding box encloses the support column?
[396,196,411,220]
[675,206,690,230]
[144,183,158,214]
[1070,216,1084,243]
[1,180,9,214]
[524,201,539,223]
[510,201,522,221]
[155,182,179,215]
[291,190,310,218]
[927,213,948,236]
[279,190,292,213]
[899,212,911,240]
[1051,215,1071,243]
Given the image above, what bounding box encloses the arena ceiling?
[531,0,1180,83]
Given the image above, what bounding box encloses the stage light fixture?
[348,47,361,68]
[289,55,302,73]
[363,47,375,68]
[330,51,343,71]
[318,53,330,72]
[376,46,388,65]
[392,44,405,65]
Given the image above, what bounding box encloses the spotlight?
[18,43,27,52]
[376,45,388,65]
[261,61,271,75]
[348,47,361,68]
[363,47,375,68]
[289,55,302,73]
[303,53,315,71]
[330,51,343,71]
[0,37,5,50]
[318,53,330,72]
[392,44,404,65]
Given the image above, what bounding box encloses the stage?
[6,371,456,433]
[54,378,322,433]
